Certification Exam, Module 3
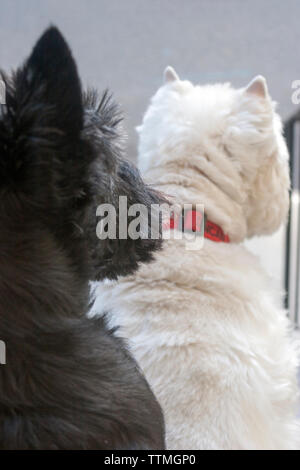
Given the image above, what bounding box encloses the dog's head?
[0,27,163,282]
[138,67,290,240]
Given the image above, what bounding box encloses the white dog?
[95,67,299,450]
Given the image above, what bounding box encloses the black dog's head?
[0,27,163,284]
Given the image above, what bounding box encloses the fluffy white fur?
[95,69,300,449]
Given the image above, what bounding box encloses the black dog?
[0,27,165,449]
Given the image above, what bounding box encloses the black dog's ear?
[0,27,86,204]
[15,26,83,136]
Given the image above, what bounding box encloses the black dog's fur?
[0,27,165,449]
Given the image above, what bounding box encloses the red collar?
[164,210,230,243]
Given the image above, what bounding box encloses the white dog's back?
[97,237,299,449]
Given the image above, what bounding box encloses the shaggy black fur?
[0,27,165,449]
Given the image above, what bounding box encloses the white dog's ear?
[245,75,268,98]
[164,66,180,83]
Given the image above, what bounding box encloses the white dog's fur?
[95,68,300,449]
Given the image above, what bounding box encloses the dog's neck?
[0,223,90,411]
[0,223,90,340]
[141,148,248,243]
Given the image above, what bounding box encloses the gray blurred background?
[1,0,300,159]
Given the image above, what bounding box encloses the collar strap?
[164,210,230,243]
